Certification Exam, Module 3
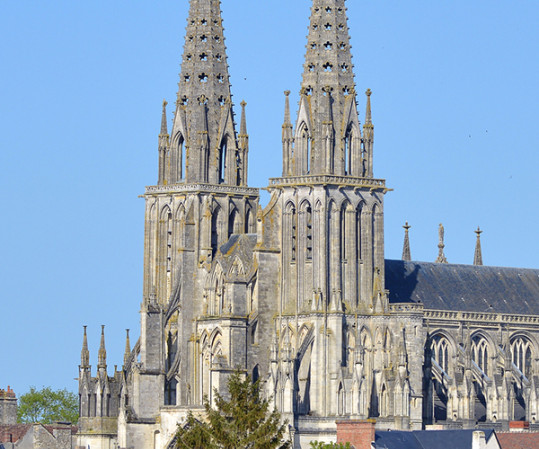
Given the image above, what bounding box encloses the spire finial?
[474,226,483,266]
[240,100,247,136]
[98,325,107,370]
[365,89,373,124]
[81,325,89,368]
[123,329,131,369]
[435,223,448,263]
[160,99,168,135]
[283,90,291,125]
[402,222,412,261]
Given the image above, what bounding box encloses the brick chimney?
[336,419,376,449]
[0,386,18,425]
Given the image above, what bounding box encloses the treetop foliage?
[17,386,78,424]
[176,371,290,449]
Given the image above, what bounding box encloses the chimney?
[336,419,376,449]
[472,430,486,449]
[0,385,18,425]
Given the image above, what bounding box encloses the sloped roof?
[0,424,31,443]
[497,432,539,449]
[374,429,496,449]
[385,260,539,315]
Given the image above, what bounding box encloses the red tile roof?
[497,432,539,449]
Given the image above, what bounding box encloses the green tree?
[17,387,78,424]
[176,371,290,449]
[309,442,353,449]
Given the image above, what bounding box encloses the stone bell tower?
[135,0,259,423]
[260,0,408,430]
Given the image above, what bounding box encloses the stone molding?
[145,183,259,196]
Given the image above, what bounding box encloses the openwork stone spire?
[291,0,369,178]
[435,223,448,264]
[164,0,247,186]
[474,227,483,266]
[402,222,412,261]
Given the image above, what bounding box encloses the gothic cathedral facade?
[77,1,539,448]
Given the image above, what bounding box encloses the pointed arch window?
[298,124,311,175]
[344,126,353,175]
[511,336,533,378]
[219,139,228,184]
[285,202,297,262]
[306,205,313,260]
[471,336,489,376]
[431,334,451,374]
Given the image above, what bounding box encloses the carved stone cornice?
[145,183,259,197]
[268,175,386,189]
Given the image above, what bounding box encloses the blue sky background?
[1,1,538,397]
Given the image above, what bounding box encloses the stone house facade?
[76,1,539,448]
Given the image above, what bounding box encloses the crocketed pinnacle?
[98,325,107,370]
[81,325,90,368]
[402,222,411,261]
[160,100,168,136]
[123,329,131,368]
[167,0,246,186]
[474,227,483,266]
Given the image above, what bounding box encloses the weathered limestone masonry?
[77,0,539,448]
[0,387,17,425]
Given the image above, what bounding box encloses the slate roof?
[385,260,539,315]
[374,429,496,449]
[496,432,539,449]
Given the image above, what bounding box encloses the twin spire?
[281,0,374,179]
[157,0,248,188]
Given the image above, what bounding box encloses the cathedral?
[76,1,539,448]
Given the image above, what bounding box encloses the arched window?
[228,207,238,238]
[431,334,451,374]
[219,139,227,183]
[299,124,310,174]
[285,202,297,262]
[306,205,313,260]
[472,335,489,376]
[211,205,222,256]
[178,134,185,181]
[344,126,352,175]
[511,336,533,378]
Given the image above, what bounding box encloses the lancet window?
[511,336,533,378]
[431,334,451,374]
[471,335,489,376]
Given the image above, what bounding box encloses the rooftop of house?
[373,429,497,449]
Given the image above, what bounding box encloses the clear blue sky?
[1,1,538,396]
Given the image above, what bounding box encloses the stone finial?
[98,325,107,370]
[81,325,90,369]
[365,89,373,125]
[239,100,248,136]
[435,223,448,263]
[123,329,131,369]
[160,99,168,135]
[402,222,412,261]
[474,227,483,266]
[283,91,291,125]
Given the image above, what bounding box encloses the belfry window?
[219,140,227,183]
[306,206,313,260]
